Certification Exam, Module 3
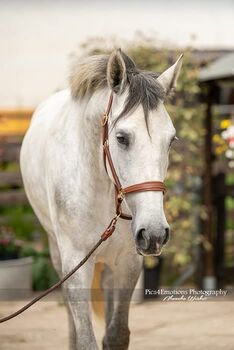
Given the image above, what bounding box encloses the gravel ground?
[0,293,234,350]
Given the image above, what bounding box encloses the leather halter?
[102,93,166,220]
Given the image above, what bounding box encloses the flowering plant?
[213,118,234,168]
[0,232,21,260]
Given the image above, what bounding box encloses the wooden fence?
[0,109,34,207]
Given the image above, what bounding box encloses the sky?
[0,0,234,107]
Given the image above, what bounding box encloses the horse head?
[106,49,183,256]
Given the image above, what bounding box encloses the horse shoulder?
[20,89,74,233]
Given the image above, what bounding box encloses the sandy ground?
[0,293,234,350]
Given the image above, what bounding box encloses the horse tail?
[91,262,105,319]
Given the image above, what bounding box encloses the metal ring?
[101,114,108,126]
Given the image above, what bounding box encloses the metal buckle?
[101,114,108,126]
[117,189,125,201]
[103,140,109,148]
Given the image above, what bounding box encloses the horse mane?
[69,55,109,100]
[69,52,166,121]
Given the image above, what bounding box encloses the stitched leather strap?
[102,93,166,220]
[123,181,166,194]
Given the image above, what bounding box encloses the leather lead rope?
[0,214,120,324]
[0,93,166,324]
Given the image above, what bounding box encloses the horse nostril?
[136,229,150,250]
[163,228,170,245]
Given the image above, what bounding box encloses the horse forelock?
[69,52,166,121]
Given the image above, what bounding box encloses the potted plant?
[0,232,33,299]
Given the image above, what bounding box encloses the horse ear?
[107,49,127,94]
[156,54,183,95]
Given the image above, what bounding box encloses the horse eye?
[116,134,129,147]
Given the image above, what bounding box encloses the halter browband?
[102,93,166,220]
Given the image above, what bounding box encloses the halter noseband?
[102,93,166,220]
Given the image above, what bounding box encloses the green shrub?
[32,255,59,291]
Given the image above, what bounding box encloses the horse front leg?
[48,236,77,350]
[61,247,98,350]
[63,295,77,350]
[103,253,142,350]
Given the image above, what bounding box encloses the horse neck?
[73,89,112,194]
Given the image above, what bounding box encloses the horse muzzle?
[135,226,170,256]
